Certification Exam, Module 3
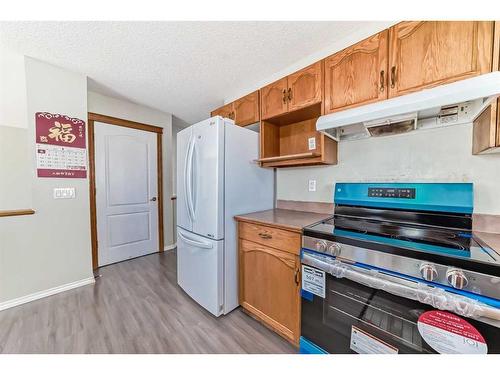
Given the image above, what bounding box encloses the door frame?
[88,112,164,270]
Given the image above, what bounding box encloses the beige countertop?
[234,209,500,254]
[234,208,330,233]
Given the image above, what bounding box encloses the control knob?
[446,268,468,290]
[315,240,327,252]
[419,263,438,282]
[328,243,342,257]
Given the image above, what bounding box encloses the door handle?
[184,136,193,221]
[150,197,157,202]
[379,70,385,92]
[184,137,194,222]
[294,268,300,286]
[189,139,197,221]
[287,88,292,101]
[390,66,396,89]
[282,89,287,104]
[178,232,213,249]
[186,138,196,222]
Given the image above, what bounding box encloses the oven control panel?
[368,187,416,199]
[302,236,500,301]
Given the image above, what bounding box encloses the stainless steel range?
[300,183,500,354]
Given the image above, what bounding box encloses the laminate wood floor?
[0,250,297,354]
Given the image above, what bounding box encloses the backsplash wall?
[277,123,500,215]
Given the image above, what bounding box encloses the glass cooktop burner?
[329,216,472,251]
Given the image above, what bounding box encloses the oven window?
[323,277,432,353]
[301,271,500,354]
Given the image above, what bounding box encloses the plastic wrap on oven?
[302,252,500,321]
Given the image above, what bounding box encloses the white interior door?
[191,118,224,240]
[94,122,159,266]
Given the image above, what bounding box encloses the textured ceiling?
[1,21,386,124]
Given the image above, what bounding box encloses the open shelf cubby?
[258,103,338,168]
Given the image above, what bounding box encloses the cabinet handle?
[258,232,272,239]
[390,66,396,89]
[287,88,292,101]
[282,89,287,104]
[379,70,385,92]
[294,268,300,285]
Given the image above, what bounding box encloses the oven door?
[300,250,500,354]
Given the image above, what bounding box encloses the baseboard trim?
[164,243,176,251]
[0,277,95,312]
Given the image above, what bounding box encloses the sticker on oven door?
[350,326,399,354]
[417,310,488,354]
[301,265,325,298]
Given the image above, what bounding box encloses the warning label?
[417,310,488,354]
[350,326,399,354]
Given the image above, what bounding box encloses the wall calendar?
[35,112,87,178]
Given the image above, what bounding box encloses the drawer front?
[238,222,301,255]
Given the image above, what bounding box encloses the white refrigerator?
[176,116,274,316]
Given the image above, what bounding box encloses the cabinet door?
[287,61,323,112]
[324,31,388,114]
[211,102,234,120]
[388,21,494,98]
[233,91,260,126]
[260,77,288,120]
[239,238,300,344]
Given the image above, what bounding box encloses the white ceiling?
[0,21,391,124]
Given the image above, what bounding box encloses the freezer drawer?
[177,227,224,316]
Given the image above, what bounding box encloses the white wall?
[87,91,175,247]
[277,124,500,214]
[0,47,32,210]
[0,57,94,304]
[0,126,32,209]
[0,46,27,128]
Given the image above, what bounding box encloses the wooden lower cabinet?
[238,222,301,346]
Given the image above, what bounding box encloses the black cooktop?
[324,215,472,251]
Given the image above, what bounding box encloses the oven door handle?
[302,252,500,322]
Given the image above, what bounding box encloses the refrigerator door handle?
[191,138,198,220]
[184,136,194,222]
[185,137,196,222]
[178,231,213,249]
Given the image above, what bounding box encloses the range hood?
[317,71,500,140]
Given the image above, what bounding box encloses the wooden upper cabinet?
[388,21,494,98]
[211,91,260,126]
[260,77,288,120]
[287,61,323,112]
[211,102,234,120]
[324,30,388,114]
[233,91,259,126]
[260,62,323,120]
